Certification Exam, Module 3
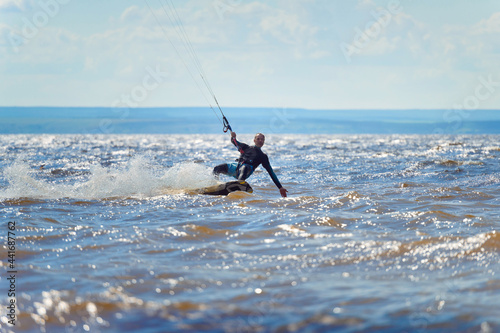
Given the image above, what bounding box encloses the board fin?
[198,181,253,196]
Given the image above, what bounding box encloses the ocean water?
[0,133,499,333]
[2,107,500,134]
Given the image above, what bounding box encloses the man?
[213,132,288,197]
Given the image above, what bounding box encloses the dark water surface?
[1,134,499,332]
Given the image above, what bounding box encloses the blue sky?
[1,0,500,109]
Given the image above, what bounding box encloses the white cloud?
[0,0,29,12]
[356,0,375,10]
[120,5,142,22]
[360,35,401,56]
[84,56,95,71]
[259,10,318,45]
[474,12,500,34]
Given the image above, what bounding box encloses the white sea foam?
[0,155,218,200]
[159,162,219,191]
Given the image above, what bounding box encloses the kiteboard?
[198,181,253,196]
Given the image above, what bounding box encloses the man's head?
[254,133,265,148]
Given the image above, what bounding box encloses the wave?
[0,156,218,200]
[437,159,485,167]
[320,231,500,268]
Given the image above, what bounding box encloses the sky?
[1,0,500,110]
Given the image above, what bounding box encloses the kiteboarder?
[213,132,288,197]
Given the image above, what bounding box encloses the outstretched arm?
[262,156,288,197]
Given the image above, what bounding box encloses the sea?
[0,107,499,333]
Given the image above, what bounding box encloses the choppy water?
[0,134,499,333]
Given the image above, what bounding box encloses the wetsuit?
[213,137,283,189]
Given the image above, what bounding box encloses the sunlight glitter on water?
[0,134,499,332]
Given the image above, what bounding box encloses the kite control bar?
[222,116,232,133]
